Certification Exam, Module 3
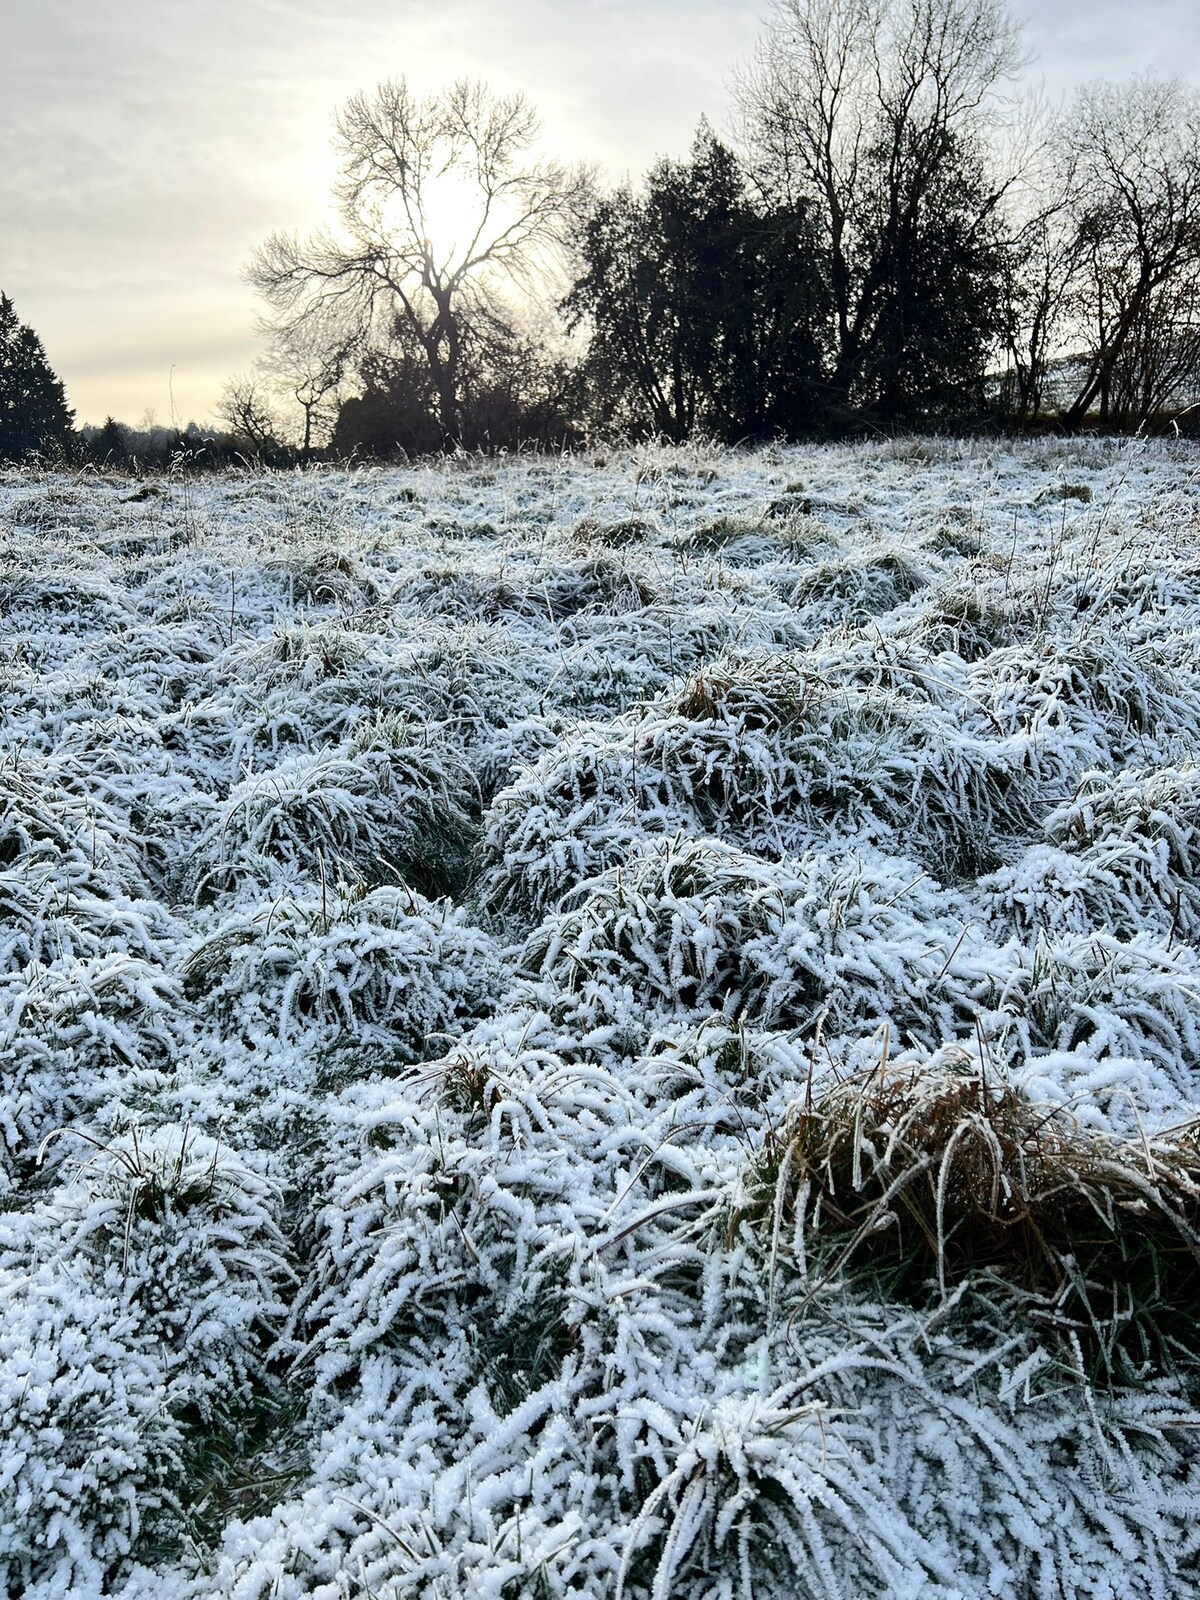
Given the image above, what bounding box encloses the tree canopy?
[237,19,1200,454]
[566,129,827,441]
[0,295,74,462]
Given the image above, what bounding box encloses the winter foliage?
[3,437,1200,1596]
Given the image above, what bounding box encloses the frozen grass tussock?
[3,439,1200,1597]
[184,885,502,1049]
[195,727,477,902]
[518,835,989,1050]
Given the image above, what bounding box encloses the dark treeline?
[563,124,1003,440]
[4,0,1200,467]
[0,293,294,471]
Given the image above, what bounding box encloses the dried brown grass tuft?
[737,1064,1200,1375]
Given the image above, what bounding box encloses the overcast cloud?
[2,0,1197,425]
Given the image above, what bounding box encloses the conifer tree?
[567,128,826,441]
[0,294,74,462]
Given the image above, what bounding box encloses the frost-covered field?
[5,437,1200,1598]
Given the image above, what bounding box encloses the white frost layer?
[0,436,1198,1596]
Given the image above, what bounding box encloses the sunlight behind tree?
[249,78,588,447]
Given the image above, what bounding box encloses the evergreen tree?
[854,134,1007,425]
[566,129,826,442]
[0,294,74,462]
[91,417,131,467]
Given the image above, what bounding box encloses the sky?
[2,0,1198,428]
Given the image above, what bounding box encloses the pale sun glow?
[413,168,519,273]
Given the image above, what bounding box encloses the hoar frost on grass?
[2,437,1200,1596]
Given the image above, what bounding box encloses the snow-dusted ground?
[3,436,1200,1597]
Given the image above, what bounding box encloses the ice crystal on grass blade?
[0,1266,181,1596]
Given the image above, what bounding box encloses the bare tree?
[1106,272,1200,427]
[259,309,357,461]
[734,0,1025,410]
[217,376,279,453]
[1056,76,1200,430]
[248,79,587,448]
[990,94,1087,424]
[997,205,1074,423]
